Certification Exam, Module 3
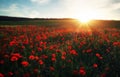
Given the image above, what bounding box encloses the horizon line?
[0,15,120,21]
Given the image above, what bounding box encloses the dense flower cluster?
[0,26,120,77]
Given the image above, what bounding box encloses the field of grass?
[0,20,120,77]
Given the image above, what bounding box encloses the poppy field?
[0,24,120,77]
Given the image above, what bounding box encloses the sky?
[0,0,120,20]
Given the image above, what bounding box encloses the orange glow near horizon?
[72,8,100,24]
[77,18,91,23]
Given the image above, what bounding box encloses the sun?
[77,17,91,23]
[74,13,93,24]
[72,9,99,24]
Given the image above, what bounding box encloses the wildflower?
[11,53,22,58]
[86,49,92,53]
[70,50,78,55]
[35,56,39,61]
[68,45,72,50]
[67,59,72,63]
[56,49,61,53]
[10,56,18,61]
[29,55,35,60]
[19,35,25,39]
[8,72,13,76]
[33,68,38,73]
[0,73,4,77]
[41,55,48,59]
[52,54,56,57]
[21,61,29,67]
[61,52,66,60]
[4,54,9,58]
[36,35,41,40]
[39,60,44,65]
[49,46,54,50]
[50,66,55,71]
[93,63,98,68]
[31,50,35,54]
[9,40,16,46]
[113,42,120,47]
[23,39,29,45]
[79,67,86,76]
[38,47,42,51]
[51,57,56,62]
[10,53,22,61]
[0,60,4,64]
[96,53,101,57]
[96,53,103,59]
[62,52,66,56]
[61,55,66,60]
[62,37,64,41]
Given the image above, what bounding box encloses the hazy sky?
[0,0,120,20]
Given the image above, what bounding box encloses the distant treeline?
[0,16,73,21]
[0,16,120,28]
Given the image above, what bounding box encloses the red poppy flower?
[21,61,29,67]
[0,73,4,77]
[50,66,55,71]
[79,67,86,76]
[51,57,56,62]
[38,47,42,51]
[49,46,54,50]
[96,53,103,59]
[67,60,72,63]
[61,55,66,60]
[35,56,39,61]
[68,45,72,50]
[11,53,22,58]
[62,52,66,56]
[0,60,4,64]
[41,55,48,59]
[10,56,18,61]
[33,68,38,73]
[29,55,35,60]
[8,72,13,76]
[93,63,98,68]
[86,49,92,53]
[39,60,44,65]
[9,40,16,46]
[113,42,120,47]
[52,54,56,58]
[23,40,29,45]
[96,53,101,57]
[70,50,78,55]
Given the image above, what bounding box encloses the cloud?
[0,0,120,19]
[0,4,24,17]
[60,0,107,18]
[0,4,38,17]
[109,2,120,10]
[1,4,18,12]
[28,11,41,18]
[30,0,50,4]
[0,3,43,18]
[107,2,120,20]
[111,0,120,3]
[60,0,120,19]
